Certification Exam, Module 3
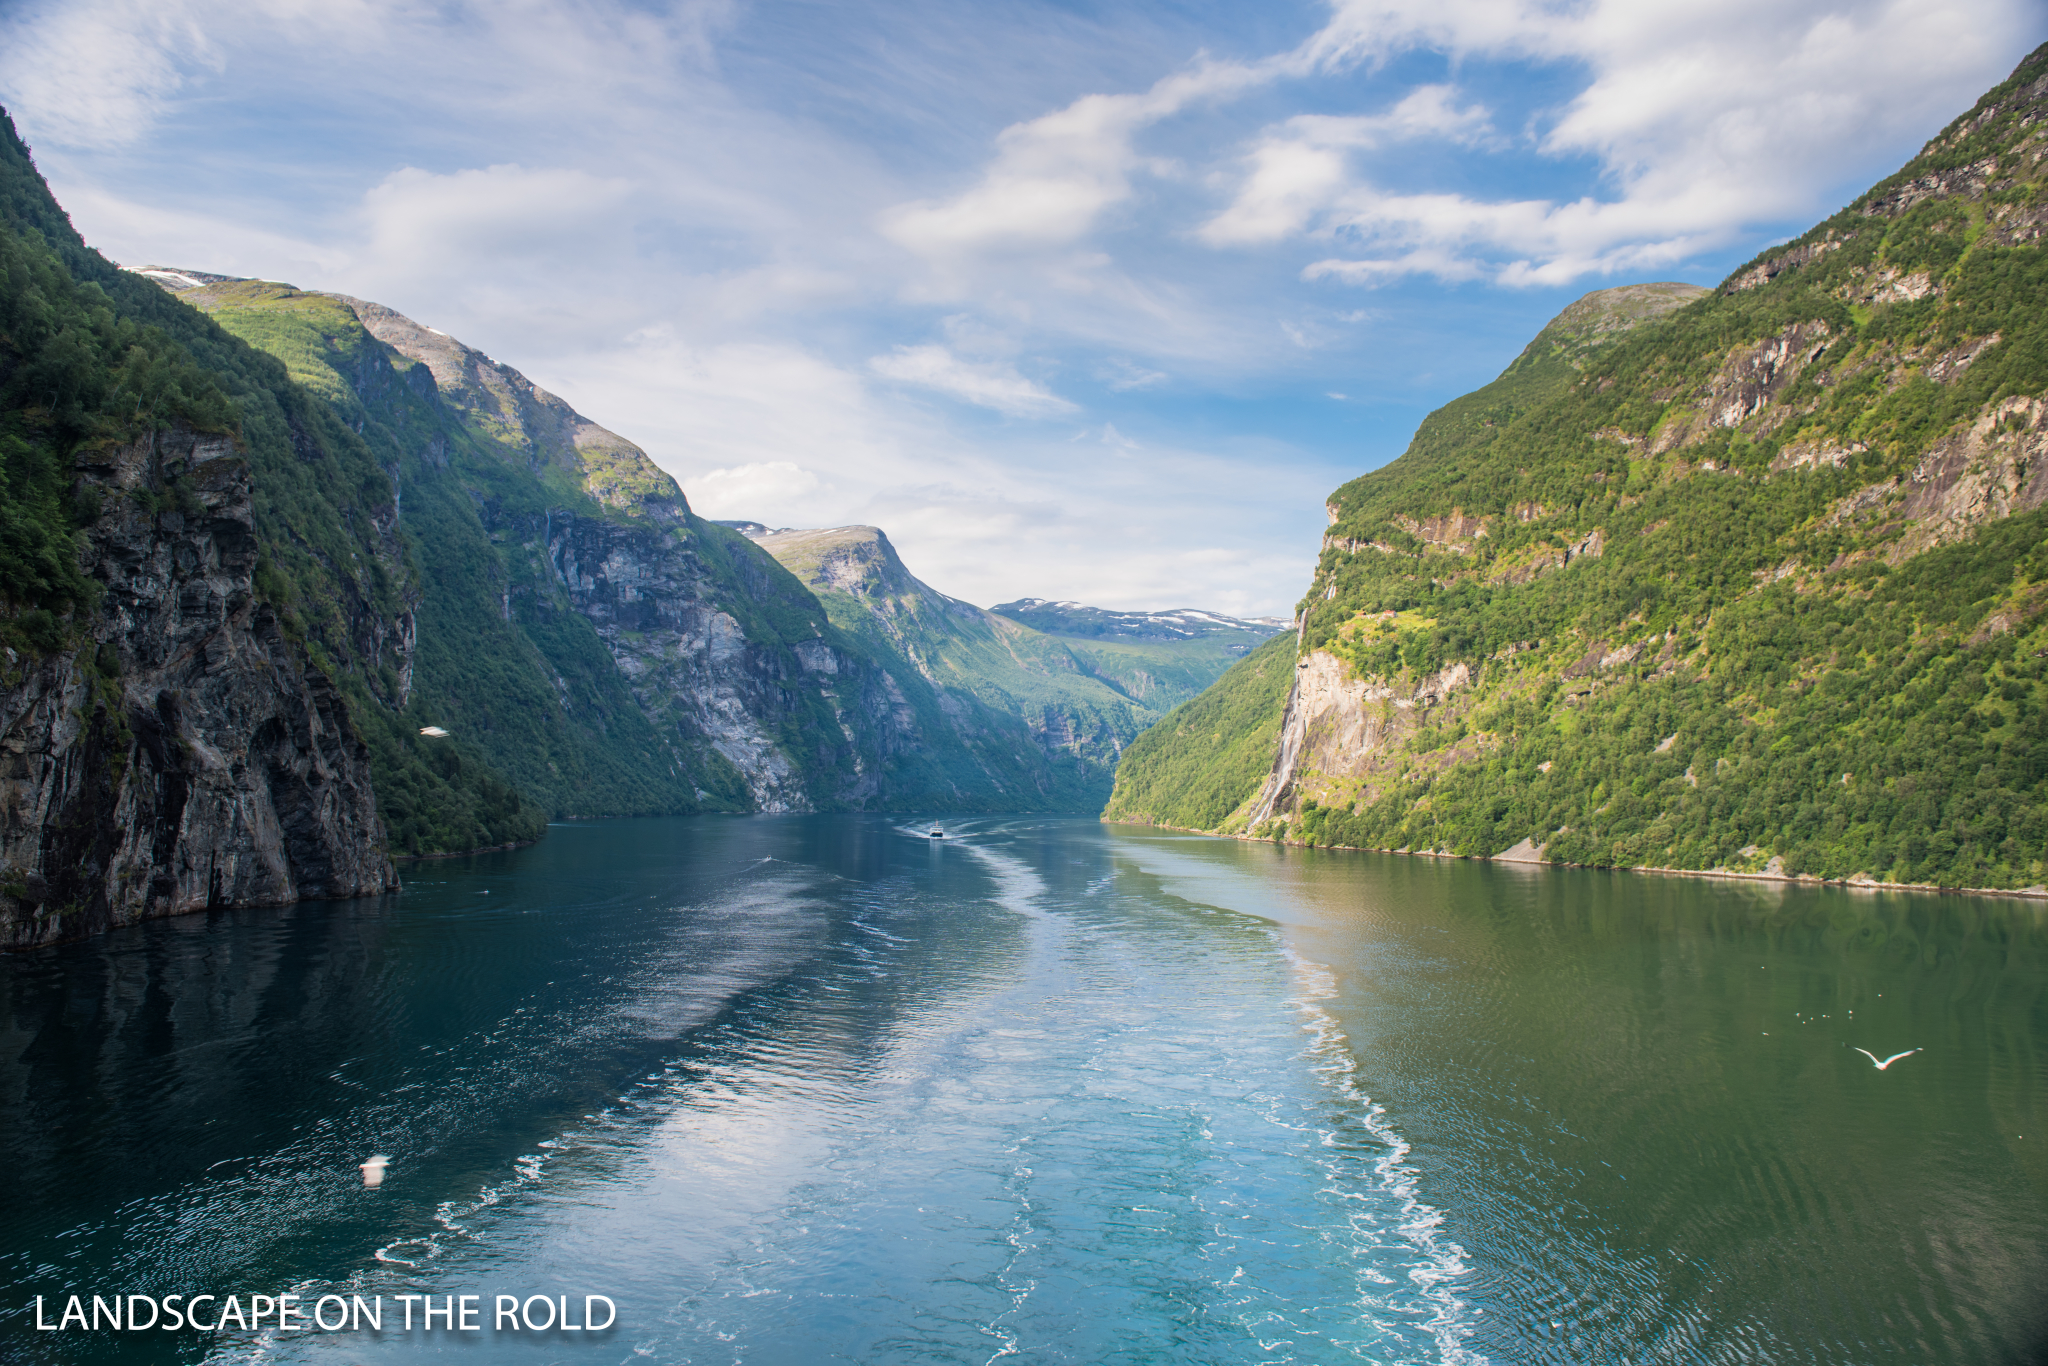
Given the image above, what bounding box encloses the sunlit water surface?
[2,816,2043,1364]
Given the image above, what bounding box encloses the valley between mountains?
[0,116,1277,948]
[6,43,2048,949]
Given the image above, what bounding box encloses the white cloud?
[938,312,1022,357]
[0,0,216,149]
[344,163,643,320]
[868,344,1077,417]
[1277,310,1378,348]
[4,0,2038,619]
[1072,422,1140,450]
[361,164,634,262]
[1250,0,2041,285]
[544,334,906,513]
[864,0,2036,318]
[878,56,1275,258]
[42,180,346,278]
[850,465,1321,617]
[1303,241,1496,287]
[686,461,824,518]
[0,0,403,150]
[1200,85,1496,246]
[1097,358,1168,390]
[537,329,1326,615]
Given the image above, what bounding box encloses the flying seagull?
[1853,1047,1921,1070]
[360,1154,390,1187]
[419,726,450,738]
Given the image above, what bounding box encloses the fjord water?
[2,818,2043,1364]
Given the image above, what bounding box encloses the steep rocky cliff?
[171,280,1134,815]
[329,298,930,811]
[1,426,395,949]
[0,107,543,945]
[1108,45,2048,894]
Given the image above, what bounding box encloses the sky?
[2,0,2041,618]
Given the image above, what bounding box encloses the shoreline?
[392,837,541,862]
[1100,817,2048,903]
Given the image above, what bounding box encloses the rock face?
[150,274,1285,822]
[162,277,1135,817]
[210,284,1143,814]
[1870,395,2048,561]
[0,426,396,950]
[509,508,925,811]
[1240,651,1473,831]
[332,294,676,517]
[320,297,962,812]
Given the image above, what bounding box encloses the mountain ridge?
[148,271,1266,818]
[160,275,1140,818]
[988,598,1286,641]
[0,113,530,946]
[747,522,1233,805]
[1105,43,2048,896]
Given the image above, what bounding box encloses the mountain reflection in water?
[1,816,2042,1364]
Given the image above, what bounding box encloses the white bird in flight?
[1854,1047,1920,1070]
[360,1154,390,1187]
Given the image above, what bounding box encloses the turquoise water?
[2,816,2043,1363]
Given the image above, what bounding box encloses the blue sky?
[3,0,2041,617]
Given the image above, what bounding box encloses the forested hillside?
[0,108,539,903]
[1107,45,2048,894]
[168,280,1141,821]
[746,526,1282,808]
[163,278,731,827]
[4,93,1271,947]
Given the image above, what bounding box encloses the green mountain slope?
[162,278,721,827]
[748,525,1150,808]
[1106,45,2048,894]
[1102,281,1709,835]
[1098,633,1299,831]
[986,598,1285,711]
[0,111,542,867]
[165,278,1141,818]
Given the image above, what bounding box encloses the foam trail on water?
[958,841,1052,923]
[973,830,1476,1363]
[1281,943,1485,1365]
[212,819,1489,1365]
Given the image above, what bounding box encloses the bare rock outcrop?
[1652,321,1833,450]
[1,426,397,950]
[331,295,864,811]
[519,508,903,811]
[1724,236,1844,294]
[1241,650,1472,829]
[1886,397,2048,559]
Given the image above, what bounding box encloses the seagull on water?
[1853,1047,1921,1070]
